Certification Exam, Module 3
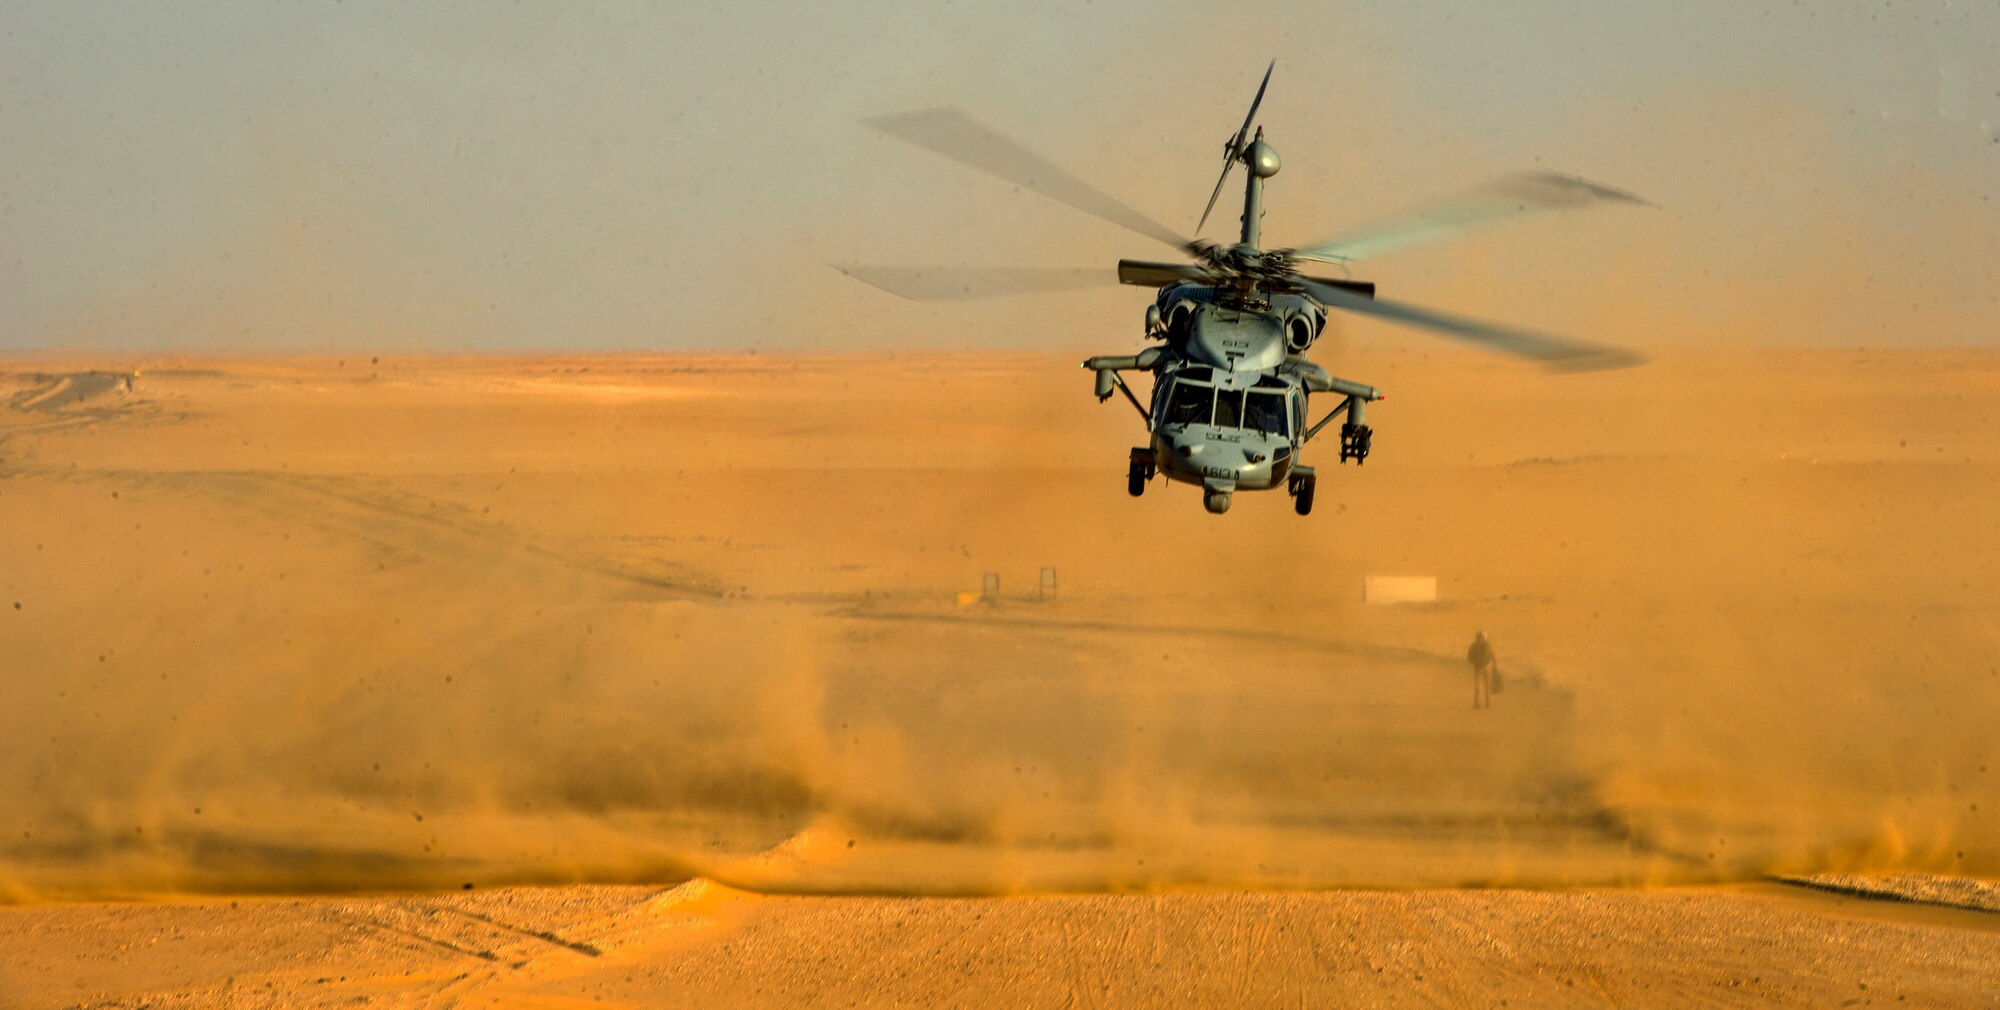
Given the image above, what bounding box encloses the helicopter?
[840,62,1646,515]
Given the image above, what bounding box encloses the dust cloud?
[1,350,1994,901]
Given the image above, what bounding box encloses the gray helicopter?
[841,63,1645,515]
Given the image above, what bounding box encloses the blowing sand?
[1,347,1997,1006]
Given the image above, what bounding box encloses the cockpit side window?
[1213,389,1244,428]
[1162,381,1213,426]
[1244,391,1289,436]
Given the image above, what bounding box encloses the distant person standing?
[1467,631,1497,709]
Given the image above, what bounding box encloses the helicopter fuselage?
[1088,281,1380,515]
[1148,359,1301,494]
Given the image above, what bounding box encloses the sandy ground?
[9,879,2000,1009]
[2,347,1997,1006]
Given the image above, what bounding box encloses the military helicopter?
[840,63,1645,515]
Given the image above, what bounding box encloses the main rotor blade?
[1195,165,1237,241]
[865,108,1189,251]
[1297,279,1643,372]
[833,264,1113,301]
[1287,170,1648,265]
[1196,59,1274,236]
[1296,276,1376,299]
[1117,259,1217,287]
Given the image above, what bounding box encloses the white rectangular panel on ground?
[1364,575,1437,604]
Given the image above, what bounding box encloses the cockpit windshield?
[1162,381,1293,436]
[1163,382,1213,426]
[1213,389,1243,428]
[1244,391,1289,436]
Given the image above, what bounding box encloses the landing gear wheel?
[1294,476,1315,516]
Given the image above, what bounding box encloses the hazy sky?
[2,1,1995,352]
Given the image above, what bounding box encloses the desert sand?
[2,347,1998,1007]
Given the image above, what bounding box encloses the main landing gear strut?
[1288,465,1316,516]
[1127,447,1155,497]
